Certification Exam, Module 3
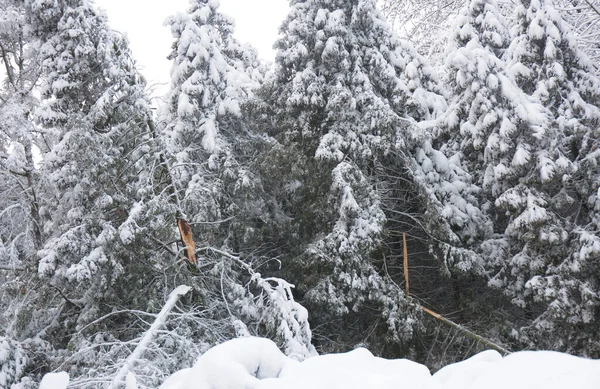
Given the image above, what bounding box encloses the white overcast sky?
[94,0,289,96]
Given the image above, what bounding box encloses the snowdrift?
[157,337,600,389]
[40,337,600,389]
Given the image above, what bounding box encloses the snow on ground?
[40,337,600,389]
[38,372,69,389]
[446,349,600,389]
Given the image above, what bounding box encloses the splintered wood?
[177,218,197,265]
[402,232,510,355]
[403,232,409,296]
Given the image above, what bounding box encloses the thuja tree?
[440,0,558,247]
[162,0,314,361]
[0,2,46,385]
[497,0,600,356]
[0,0,46,273]
[1,0,226,385]
[256,0,487,358]
[162,0,268,254]
[1,0,315,386]
[0,0,192,385]
[433,0,565,357]
[441,0,600,357]
[440,0,512,175]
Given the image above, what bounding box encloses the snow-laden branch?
[0,203,23,219]
[109,285,192,389]
[581,0,600,17]
[0,263,24,271]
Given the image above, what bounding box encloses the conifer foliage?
[163,0,265,252]
[442,0,600,356]
[499,0,600,354]
[1,0,600,386]
[258,0,488,355]
[162,0,314,360]
[1,0,313,386]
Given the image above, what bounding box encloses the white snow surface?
[38,372,69,389]
[41,337,600,389]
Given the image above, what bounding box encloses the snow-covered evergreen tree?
[163,0,267,252]
[499,0,600,355]
[440,0,561,234]
[0,0,46,272]
[1,2,180,383]
[441,0,600,357]
[0,336,27,388]
[0,1,212,385]
[0,4,54,386]
[256,0,489,356]
[441,0,512,156]
[161,0,314,361]
[1,1,313,385]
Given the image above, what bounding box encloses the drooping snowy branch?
[110,285,192,389]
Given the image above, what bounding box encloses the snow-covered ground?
[40,337,600,389]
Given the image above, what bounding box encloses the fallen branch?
[0,264,25,271]
[402,233,510,355]
[403,233,409,295]
[420,306,510,355]
[109,285,192,389]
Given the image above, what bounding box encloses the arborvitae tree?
[440,0,560,235]
[257,0,488,358]
[441,0,511,162]
[1,0,313,386]
[0,0,45,271]
[499,0,600,356]
[163,0,267,253]
[432,0,561,359]
[1,1,200,385]
[434,0,600,357]
[162,0,314,360]
[34,1,155,287]
[0,3,53,385]
[0,2,192,385]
